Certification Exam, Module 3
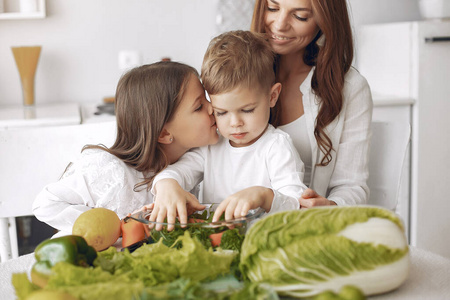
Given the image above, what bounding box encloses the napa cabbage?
[240,206,410,298]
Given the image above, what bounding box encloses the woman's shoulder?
[344,67,370,87]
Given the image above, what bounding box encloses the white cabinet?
[0,0,46,20]
[358,21,450,258]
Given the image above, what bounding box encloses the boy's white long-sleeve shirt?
[152,125,306,213]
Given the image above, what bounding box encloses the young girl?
[251,0,373,207]
[32,62,219,235]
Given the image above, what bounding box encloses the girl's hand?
[299,188,337,208]
[212,186,274,222]
[149,179,205,231]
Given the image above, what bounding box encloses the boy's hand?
[149,179,205,231]
[212,186,274,222]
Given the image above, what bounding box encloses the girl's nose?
[206,101,214,115]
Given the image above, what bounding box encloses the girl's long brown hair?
[84,62,198,190]
[251,0,353,166]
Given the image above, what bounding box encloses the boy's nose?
[230,114,243,127]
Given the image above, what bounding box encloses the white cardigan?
[298,67,373,206]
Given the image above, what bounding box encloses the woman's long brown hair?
[251,0,353,166]
[84,62,198,191]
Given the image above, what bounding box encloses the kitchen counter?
[0,102,80,130]
[1,247,449,299]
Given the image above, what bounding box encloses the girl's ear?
[158,128,173,144]
[269,82,282,108]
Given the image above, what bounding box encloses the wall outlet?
[118,50,142,71]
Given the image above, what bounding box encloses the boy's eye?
[194,104,203,112]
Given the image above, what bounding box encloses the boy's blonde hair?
[201,30,275,95]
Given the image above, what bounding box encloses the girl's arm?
[32,150,144,234]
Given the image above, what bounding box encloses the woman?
[32,62,219,235]
[251,0,373,207]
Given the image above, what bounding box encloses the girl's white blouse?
[32,149,153,235]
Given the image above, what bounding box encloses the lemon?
[72,207,121,251]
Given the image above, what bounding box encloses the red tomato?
[209,232,224,247]
[121,219,146,248]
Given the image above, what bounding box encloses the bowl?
[128,204,265,249]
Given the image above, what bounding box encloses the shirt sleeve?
[266,134,306,213]
[327,73,373,206]
[151,147,206,196]
[32,150,139,234]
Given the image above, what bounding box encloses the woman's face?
[264,0,320,56]
[164,74,219,151]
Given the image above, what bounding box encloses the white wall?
[0,0,423,106]
[0,0,219,105]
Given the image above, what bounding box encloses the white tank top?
[278,115,312,187]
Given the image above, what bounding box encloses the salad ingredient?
[25,289,79,300]
[121,218,146,248]
[30,235,97,288]
[313,286,366,300]
[13,232,239,300]
[209,232,224,247]
[72,207,121,251]
[240,206,410,298]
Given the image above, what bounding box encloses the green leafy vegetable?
[240,206,410,298]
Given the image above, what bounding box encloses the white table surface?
[1,247,449,300]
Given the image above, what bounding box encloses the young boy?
[149,31,306,230]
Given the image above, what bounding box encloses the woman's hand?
[212,186,274,222]
[299,188,337,208]
[149,179,205,231]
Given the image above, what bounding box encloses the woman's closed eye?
[242,108,255,113]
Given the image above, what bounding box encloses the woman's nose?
[273,11,289,31]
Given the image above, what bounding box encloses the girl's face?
[264,0,320,56]
[164,74,219,150]
[211,84,279,148]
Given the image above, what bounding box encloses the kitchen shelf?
[0,0,46,20]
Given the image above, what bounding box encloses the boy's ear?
[269,82,282,108]
[158,128,173,144]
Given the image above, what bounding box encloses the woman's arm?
[325,70,373,206]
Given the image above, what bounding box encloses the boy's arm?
[149,147,207,231]
[151,147,206,195]
[265,135,307,213]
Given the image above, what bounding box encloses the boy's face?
[210,83,280,147]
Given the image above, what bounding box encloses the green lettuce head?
[240,206,410,298]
